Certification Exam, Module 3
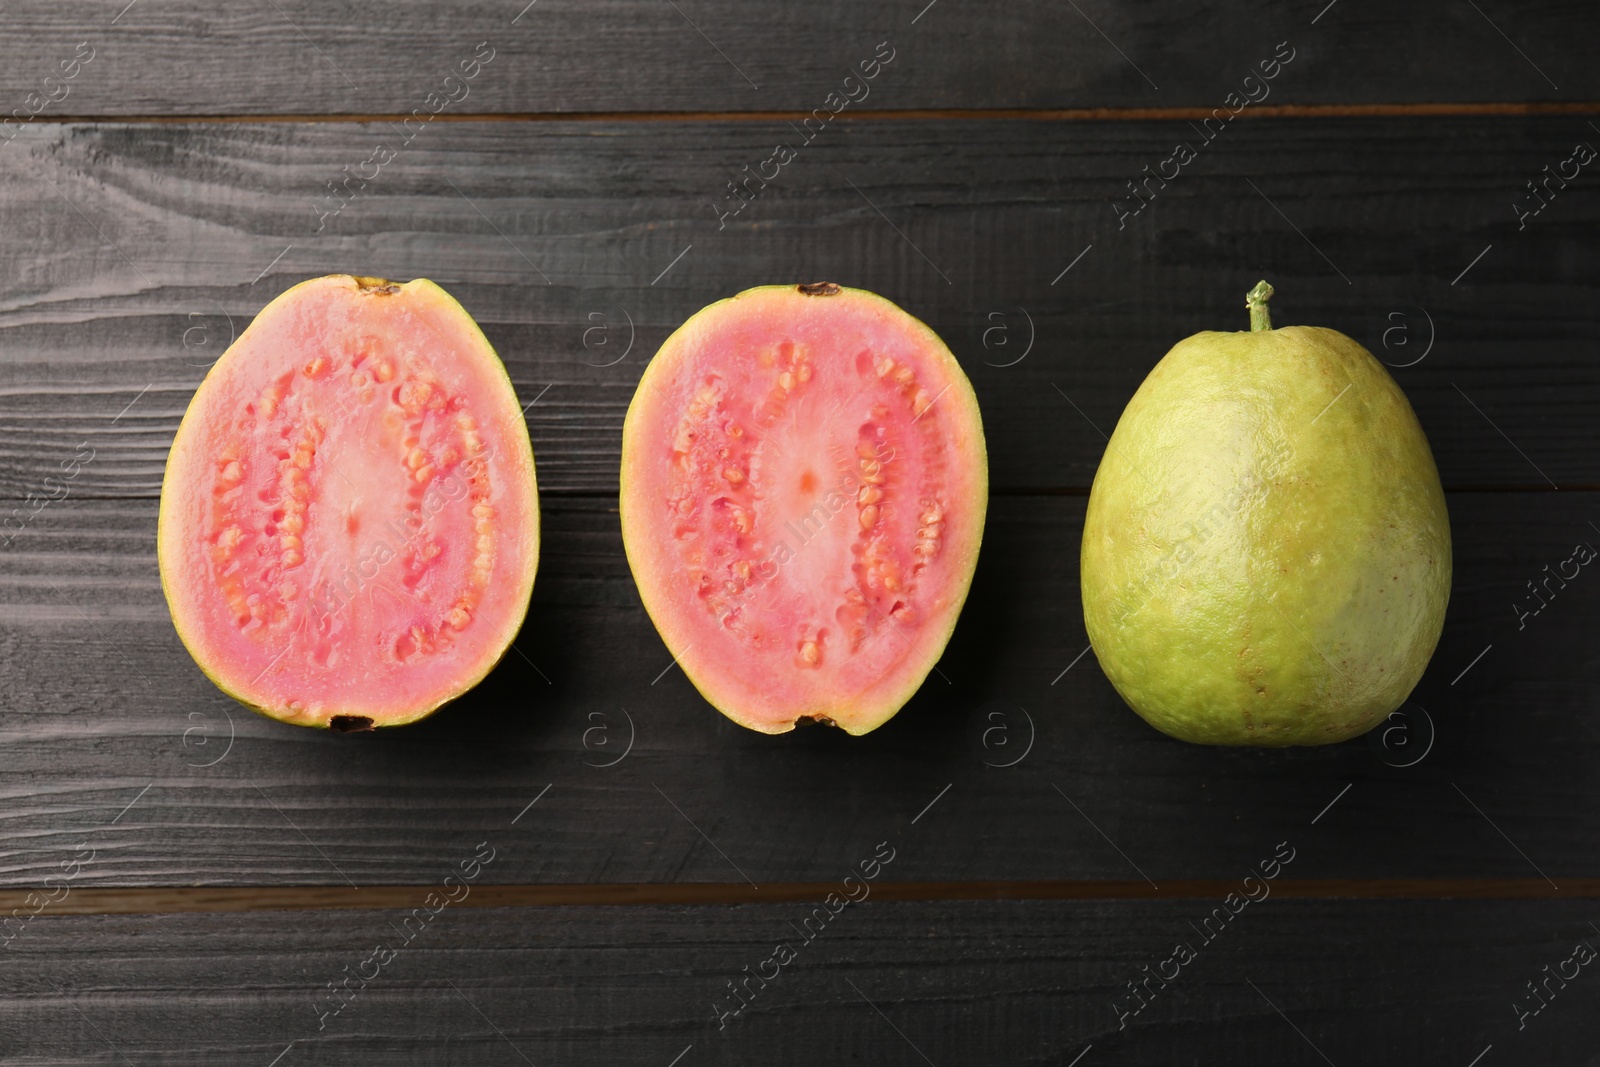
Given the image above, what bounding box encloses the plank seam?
[6,879,1595,915]
[23,102,1600,125]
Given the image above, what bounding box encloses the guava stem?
[1246,280,1274,331]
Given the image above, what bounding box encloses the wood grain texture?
[0,5,1592,1060]
[0,116,1595,501]
[0,491,1595,886]
[0,879,1595,917]
[0,1,1594,116]
[2,899,1597,1064]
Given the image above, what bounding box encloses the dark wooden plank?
[0,1,1594,116]
[0,116,1596,499]
[3,878,1599,915]
[0,489,1595,886]
[2,898,1597,1064]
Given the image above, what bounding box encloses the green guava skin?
[1081,317,1452,746]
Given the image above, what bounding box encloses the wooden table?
[0,2,1595,1062]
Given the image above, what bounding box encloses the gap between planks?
[4,879,1595,916]
[30,102,1600,125]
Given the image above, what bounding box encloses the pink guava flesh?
[159,276,540,728]
[621,284,987,734]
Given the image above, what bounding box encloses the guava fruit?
[1081,281,1451,746]
[620,283,987,735]
[158,275,539,730]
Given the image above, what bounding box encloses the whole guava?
[1081,282,1451,746]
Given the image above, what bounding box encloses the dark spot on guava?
[794,714,838,729]
[797,282,841,297]
[329,715,375,733]
[352,276,401,294]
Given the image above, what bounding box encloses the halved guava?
[620,283,987,735]
[158,275,539,730]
